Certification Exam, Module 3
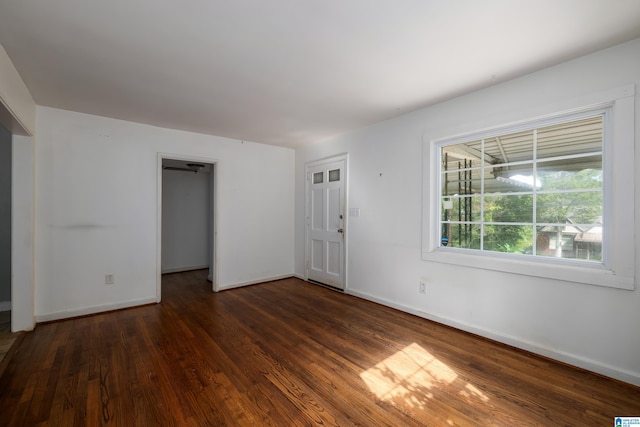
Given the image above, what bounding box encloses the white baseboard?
[0,301,10,312]
[347,288,640,387]
[292,273,306,280]
[161,265,209,274]
[34,274,294,321]
[217,274,294,291]
[35,297,158,323]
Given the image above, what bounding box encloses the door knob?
[337,228,344,233]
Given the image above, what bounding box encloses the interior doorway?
[157,154,218,301]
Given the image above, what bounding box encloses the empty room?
[1,1,640,425]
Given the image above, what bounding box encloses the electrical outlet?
[419,281,427,294]
[105,274,114,285]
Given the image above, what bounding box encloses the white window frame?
[422,85,635,290]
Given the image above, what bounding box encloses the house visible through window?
[438,113,604,263]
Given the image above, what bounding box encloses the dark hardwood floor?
[0,269,638,426]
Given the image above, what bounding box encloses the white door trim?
[156,153,219,302]
[304,153,349,290]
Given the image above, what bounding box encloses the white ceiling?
[1,1,640,148]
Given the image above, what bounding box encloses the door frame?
[156,153,219,302]
[304,153,349,290]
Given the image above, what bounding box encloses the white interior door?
[306,158,346,289]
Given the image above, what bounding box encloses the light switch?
[349,208,361,217]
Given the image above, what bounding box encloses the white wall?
[161,168,210,273]
[11,134,35,331]
[295,38,640,385]
[0,124,11,308]
[35,106,295,321]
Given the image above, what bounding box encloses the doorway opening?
[157,154,218,301]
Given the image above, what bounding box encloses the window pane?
[441,196,481,222]
[536,191,602,224]
[442,140,483,171]
[328,169,340,182]
[313,172,323,184]
[537,116,602,160]
[483,225,533,254]
[442,223,480,249]
[574,233,603,262]
[537,156,602,191]
[484,130,534,164]
[441,170,480,196]
[536,225,602,261]
[436,112,607,266]
[485,165,534,194]
[484,194,533,223]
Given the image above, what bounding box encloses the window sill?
[422,248,635,290]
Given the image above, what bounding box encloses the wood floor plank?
[1,269,639,426]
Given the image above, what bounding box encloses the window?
[439,113,604,262]
[422,85,635,290]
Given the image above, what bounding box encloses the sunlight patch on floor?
[360,342,488,410]
[461,383,489,402]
